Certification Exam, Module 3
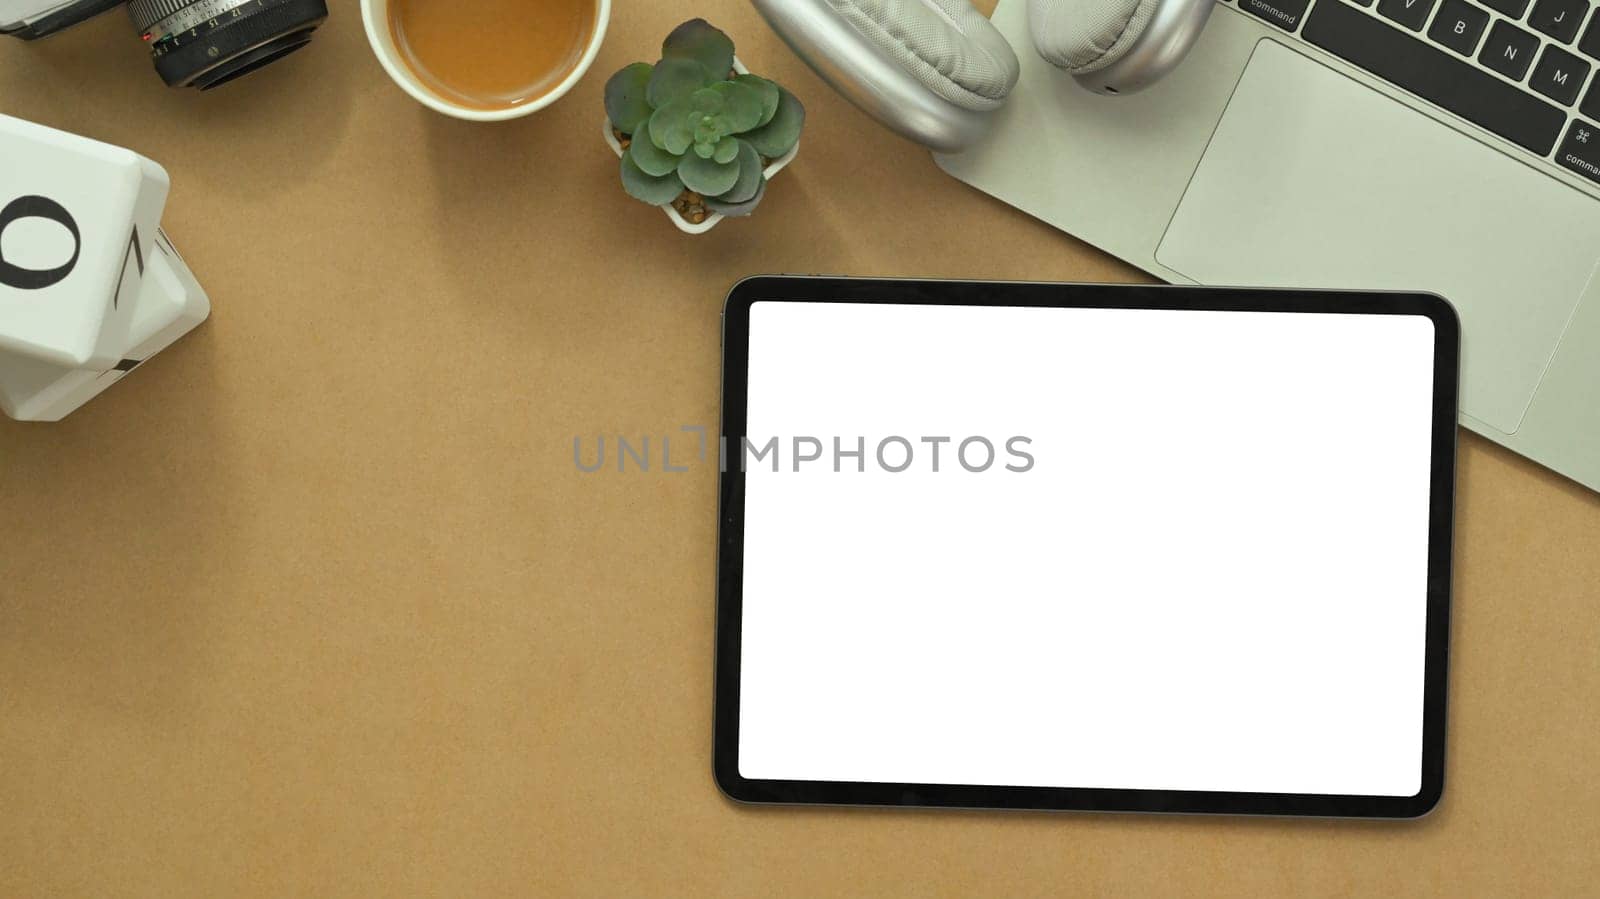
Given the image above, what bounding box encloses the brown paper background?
[3,0,1598,894]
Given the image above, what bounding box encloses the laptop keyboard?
[1235,0,1600,186]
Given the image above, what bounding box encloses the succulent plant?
[604,19,805,220]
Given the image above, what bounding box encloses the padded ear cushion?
[1027,0,1157,74]
[826,0,1021,111]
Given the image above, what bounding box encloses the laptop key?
[1481,20,1543,79]
[1479,0,1530,17]
[1378,0,1439,30]
[1554,120,1600,183]
[1303,0,1567,154]
[1580,9,1600,59]
[1429,0,1491,55]
[1531,45,1592,103]
[1529,0,1587,42]
[1582,77,1600,118]
[1238,0,1314,30]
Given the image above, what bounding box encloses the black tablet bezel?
[714,276,1458,818]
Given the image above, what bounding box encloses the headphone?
[751,0,1214,152]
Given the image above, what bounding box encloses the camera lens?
[127,0,329,90]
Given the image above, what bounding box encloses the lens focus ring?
[127,0,194,31]
[129,0,254,36]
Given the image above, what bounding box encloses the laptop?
[938,0,1600,492]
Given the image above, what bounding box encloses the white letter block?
[0,113,210,421]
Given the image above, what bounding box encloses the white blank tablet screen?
[737,301,1436,798]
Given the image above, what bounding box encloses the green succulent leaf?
[629,130,681,176]
[678,151,740,197]
[733,74,781,127]
[605,62,654,134]
[713,139,762,204]
[708,80,766,133]
[713,136,740,164]
[648,100,695,155]
[662,19,735,81]
[742,87,805,158]
[647,57,711,108]
[693,140,716,160]
[705,174,766,218]
[693,118,721,146]
[621,154,686,206]
[689,87,723,114]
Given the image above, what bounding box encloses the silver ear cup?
[750,0,1019,153]
[1029,0,1214,95]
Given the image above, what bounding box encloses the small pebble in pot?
[671,190,709,225]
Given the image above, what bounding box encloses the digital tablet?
[714,277,1458,818]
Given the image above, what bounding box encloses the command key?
[1556,120,1600,185]
[1240,0,1314,29]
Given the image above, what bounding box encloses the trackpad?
[1157,40,1599,434]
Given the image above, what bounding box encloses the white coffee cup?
[360,0,611,122]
